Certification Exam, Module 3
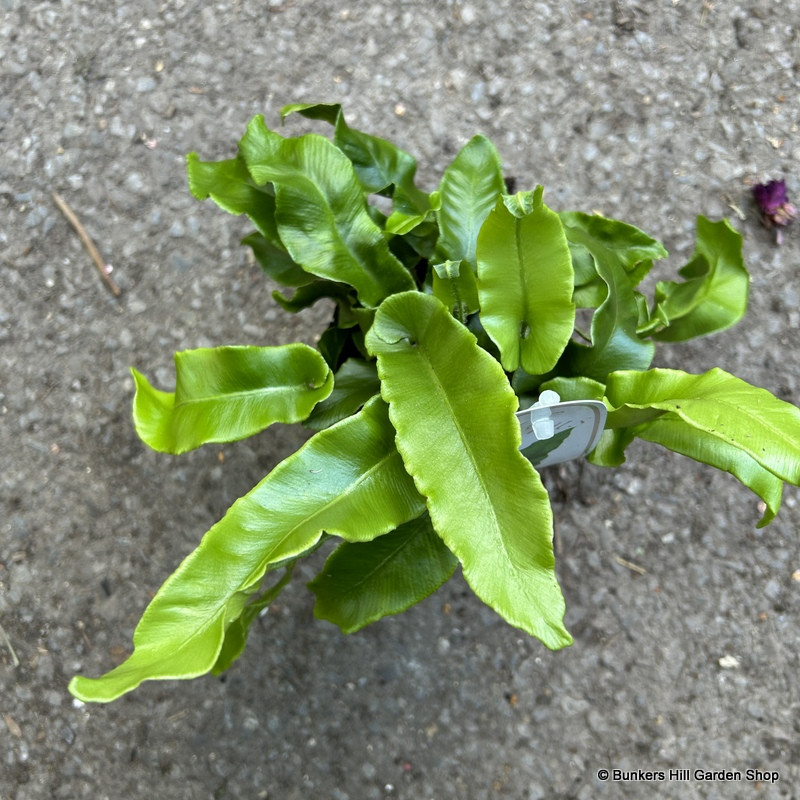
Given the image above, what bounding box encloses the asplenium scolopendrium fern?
[69,103,800,703]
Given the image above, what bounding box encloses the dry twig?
[0,621,20,668]
[52,191,122,297]
[613,554,647,575]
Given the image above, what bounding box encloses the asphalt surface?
[2,1,799,798]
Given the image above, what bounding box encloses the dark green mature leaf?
[639,217,748,342]
[68,397,426,702]
[305,358,381,431]
[242,231,312,288]
[559,213,657,381]
[272,280,354,313]
[435,135,505,268]
[308,512,458,633]
[563,212,668,322]
[132,345,333,454]
[317,326,351,371]
[477,188,576,374]
[598,368,800,525]
[366,292,571,649]
[238,116,415,307]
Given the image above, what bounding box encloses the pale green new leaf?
[559,213,657,381]
[280,104,437,246]
[639,217,749,342]
[238,116,414,307]
[559,211,667,287]
[308,512,458,633]
[366,292,572,649]
[602,368,800,524]
[432,259,479,322]
[570,242,599,289]
[132,345,333,454]
[436,135,505,268]
[68,397,426,702]
[477,188,576,374]
[538,375,607,402]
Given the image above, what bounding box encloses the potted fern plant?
[69,103,800,703]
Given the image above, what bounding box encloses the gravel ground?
[2,1,799,798]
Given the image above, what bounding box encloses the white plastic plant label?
[515,390,607,468]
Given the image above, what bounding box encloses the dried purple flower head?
[752,179,797,244]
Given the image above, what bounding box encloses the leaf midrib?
[336,521,424,597]
[136,445,409,672]
[413,340,530,574]
[173,382,319,410]
[656,396,800,472]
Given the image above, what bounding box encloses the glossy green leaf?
[239,116,414,307]
[570,241,598,288]
[281,102,429,214]
[385,206,435,236]
[639,217,748,341]
[68,397,426,702]
[559,213,657,381]
[600,368,800,524]
[366,292,572,649]
[509,367,547,397]
[571,240,606,308]
[132,345,333,454]
[385,191,440,261]
[537,375,607,402]
[587,427,637,469]
[432,259,479,322]
[435,135,505,268]
[634,290,653,328]
[209,533,331,676]
[186,152,281,243]
[605,368,800,482]
[477,188,576,374]
[308,512,458,633]
[560,211,667,287]
[305,358,381,431]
